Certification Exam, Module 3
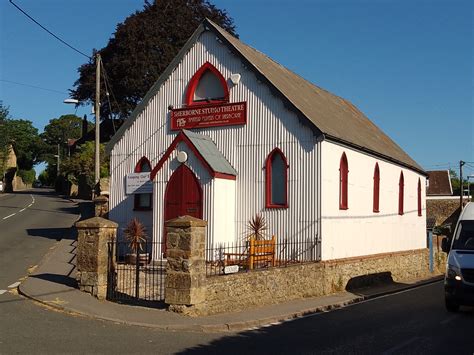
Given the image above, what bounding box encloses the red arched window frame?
[185,62,229,106]
[134,157,152,211]
[339,152,348,210]
[398,171,404,215]
[373,163,380,213]
[417,178,422,217]
[265,148,288,209]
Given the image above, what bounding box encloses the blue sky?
[1,0,472,177]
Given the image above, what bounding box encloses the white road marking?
[2,194,35,219]
[8,281,21,288]
[382,336,421,355]
[19,208,26,212]
[0,290,7,295]
[2,213,16,220]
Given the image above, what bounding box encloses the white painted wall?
[320,141,427,260]
[213,178,236,245]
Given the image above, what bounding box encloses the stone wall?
[427,199,463,229]
[202,249,431,315]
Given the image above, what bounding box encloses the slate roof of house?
[427,170,453,196]
[107,19,425,175]
[182,130,237,176]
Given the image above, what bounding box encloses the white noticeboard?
[125,173,153,194]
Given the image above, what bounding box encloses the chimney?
[82,114,88,138]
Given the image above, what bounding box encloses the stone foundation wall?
[201,248,431,315]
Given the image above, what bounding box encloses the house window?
[185,62,229,106]
[134,157,152,211]
[417,178,422,217]
[265,148,288,208]
[398,171,404,215]
[339,152,348,210]
[373,163,380,213]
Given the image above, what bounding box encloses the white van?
[442,202,474,312]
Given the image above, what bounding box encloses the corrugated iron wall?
[109,31,320,256]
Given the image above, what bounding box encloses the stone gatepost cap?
[165,215,207,227]
[94,195,109,202]
[75,216,118,228]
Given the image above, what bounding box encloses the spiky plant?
[124,218,147,254]
[246,213,268,241]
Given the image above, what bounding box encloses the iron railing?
[206,238,319,276]
[107,241,166,306]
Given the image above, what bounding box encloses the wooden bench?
[224,235,276,270]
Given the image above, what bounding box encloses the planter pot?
[126,253,149,265]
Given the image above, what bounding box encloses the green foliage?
[38,170,50,186]
[17,169,36,185]
[62,141,109,189]
[71,0,237,118]
[40,114,84,146]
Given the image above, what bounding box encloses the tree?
[41,114,84,146]
[0,102,10,177]
[71,0,237,118]
[62,141,109,190]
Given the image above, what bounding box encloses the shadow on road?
[26,227,77,241]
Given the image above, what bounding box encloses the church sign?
[171,102,247,130]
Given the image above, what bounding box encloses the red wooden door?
[163,165,203,248]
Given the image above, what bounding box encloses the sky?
[0,0,473,177]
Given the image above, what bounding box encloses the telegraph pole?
[460,160,465,210]
[95,53,101,191]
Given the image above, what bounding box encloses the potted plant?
[124,218,149,265]
[245,213,269,241]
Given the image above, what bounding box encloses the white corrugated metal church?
[106,19,427,261]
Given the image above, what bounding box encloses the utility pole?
[95,53,101,192]
[460,160,465,210]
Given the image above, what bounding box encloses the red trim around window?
[185,62,229,106]
[398,171,404,215]
[339,152,348,210]
[417,178,422,217]
[134,156,152,211]
[265,148,288,209]
[373,163,380,213]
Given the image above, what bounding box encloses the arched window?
[339,152,348,210]
[265,148,288,208]
[417,178,422,217]
[134,157,152,210]
[398,171,404,215]
[373,163,380,213]
[185,62,229,106]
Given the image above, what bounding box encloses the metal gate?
[107,241,166,305]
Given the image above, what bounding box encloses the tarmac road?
[0,190,473,354]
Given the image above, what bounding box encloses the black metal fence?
[107,241,166,305]
[206,238,320,276]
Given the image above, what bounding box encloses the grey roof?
[107,19,425,175]
[182,130,237,176]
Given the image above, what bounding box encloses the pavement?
[18,198,444,333]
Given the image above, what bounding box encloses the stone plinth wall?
[202,249,430,315]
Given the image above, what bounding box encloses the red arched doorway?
[163,165,203,247]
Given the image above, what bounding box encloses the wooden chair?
[224,235,276,270]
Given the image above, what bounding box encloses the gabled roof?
[427,170,453,196]
[150,129,237,181]
[107,19,425,175]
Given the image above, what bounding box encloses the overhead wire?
[0,79,68,95]
[9,0,91,60]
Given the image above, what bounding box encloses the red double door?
[163,165,203,248]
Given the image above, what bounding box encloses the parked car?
[33,180,42,188]
[442,202,474,312]
[0,181,3,192]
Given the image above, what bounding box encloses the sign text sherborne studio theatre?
[171,102,247,130]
